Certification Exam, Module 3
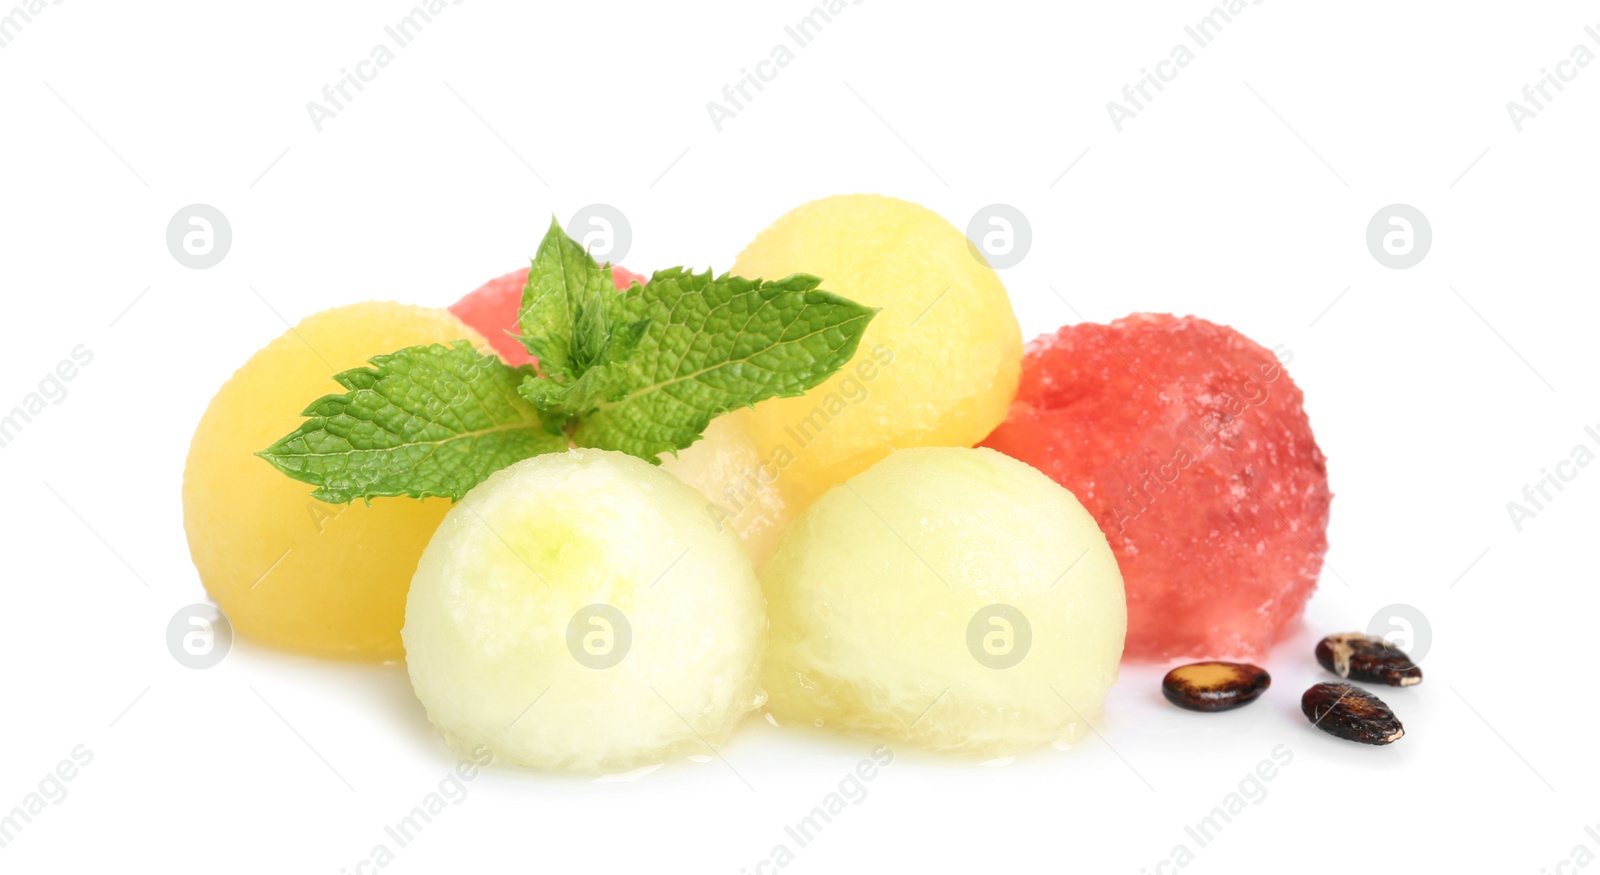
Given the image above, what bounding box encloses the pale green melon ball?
[761,447,1126,756]
[403,449,767,772]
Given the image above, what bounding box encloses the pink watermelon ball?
[981,313,1331,661]
[449,265,647,366]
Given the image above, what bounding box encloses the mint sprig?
[570,269,875,459]
[258,342,566,502]
[517,217,647,380]
[258,220,878,503]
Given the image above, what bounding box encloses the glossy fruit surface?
[404,449,767,771]
[983,313,1330,660]
[731,194,1022,511]
[760,447,1125,756]
[183,302,487,660]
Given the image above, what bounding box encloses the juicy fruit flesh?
[982,313,1331,660]
[449,264,646,366]
[182,302,488,660]
[731,194,1023,512]
[760,446,1126,756]
[659,414,792,569]
[403,449,767,772]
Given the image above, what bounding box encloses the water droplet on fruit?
[764,712,781,728]
[751,689,769,708]
[813,719,825,728]
[1051,738,1074,751]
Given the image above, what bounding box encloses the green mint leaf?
[609,316,652,362]
[517,217,619,378]
[571,269,877,459]
[519,363,630,422]
[513,219,651,422]
[258,342,568,502]
[259,222,878,505]
[570,282,643,371]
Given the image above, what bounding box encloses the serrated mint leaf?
[517,217,618,378]
[572,270,877,459]
[258,342,568,502]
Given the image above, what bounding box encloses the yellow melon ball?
[403,449,767,772]
[730,194,1022,509]
[182,302,488,660]
[659,414,792,569]
[761,447,1126,756]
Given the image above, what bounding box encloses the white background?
[2,1,1597,872]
